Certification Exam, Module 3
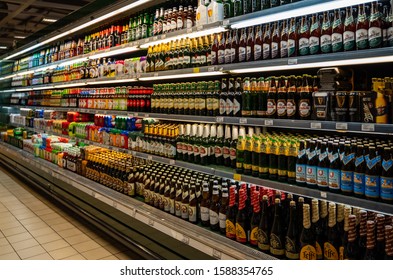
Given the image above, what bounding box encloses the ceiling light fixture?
[42,18,58,23]
[14,36,26,39]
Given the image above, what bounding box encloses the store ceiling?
[0,0,97,55]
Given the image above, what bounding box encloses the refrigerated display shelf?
[9,122,393,215]
[8,105,393,135]
[0,140,275,260]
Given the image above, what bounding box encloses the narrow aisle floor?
[0,166,139,260]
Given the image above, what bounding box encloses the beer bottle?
[286,75,297,119]
[356,4,369,50]
[317,141,329,191]
[339,205,351,259]
[188,124,197,163]
[223,125,232,167]
[298,16,310,56]
[288,17,298,57]
[376,214,386,259]
[231,29,239,63]
[277,139,288,182]
[188,185,197,224]
[223,0,234,19]
[251,129,261,177]
[234,77,243,117]
[238,28,247,63]
[276,76,287,119]
[358,210,368,257]
[224,30,232,64]
[280,19,289,58]
[236,126,246,174]
[287,140,297,184]
[181,183,190,220]
[220,78,228,116]
[385,225,393,260]
[341,142,355,195]
[226,78,235,116]
[174,182,183,217]
[309,14,321,55]
[246,26,255,62]
[306,140,318,189]
[269,138,279,180]
[233,0,243,16]
[241,77,251,116]
[255,25,263,60]
[259,135,269,179]
[257,77,268,117]
[219,184,229,234]
[328,142,341,193]
[226,185,237,239]
[380,147,393,203]
[200,82,207,116]
[269,198,285,259]
[244,127,254,175]
[345,214,360,259]
[250,190,261,246]
[365,146,381,201]
[189,82,196,115]
[262,24,271,60]
[321,11,332,54]
[209,183,220,231]
[230,126,238,169]
[364,220,376,259]
[258,195,270,253]
[236,188,250,244]
[296,140,307,186]
[266,76,277,118]
[250,77,258,117]
[299,204,317,260]
[323,202,340,260]
[343,6,356,51]
[206,81,214,117]
[271,21,280,59]
[369,1,382,49]
[209,124,217,164]
[200,182,211,227]
[193,124,203,165]
[311,199,324,259]
[354,144,366,198]
[298,74,311,119]
[218,32,226,65]
[285,200,299,260]
[332,9,343,52]
[200,124,211,165]
[215,124,224,166]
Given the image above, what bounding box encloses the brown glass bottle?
[238,28,247,63]
[211,33,219,65]
[343,6,356,51]
[209,184,220,231]
[287,17,298,57]
[200,182,211,227]
[266,76,277,118]
[276,76,287,118]
[280,20,288,58]
[219,185,229,234]
[246,26,255,62]
[298,74,311,119]
[224,31,232,64]
[332,9,343,52]
[258,195,270,253]
[309,14,321,55]
[285,200,299,260]
[236,188,250,244]
[299,204,317,260]
[174,182,183,218]
[180,183,190,220]
[369,1,383,48]
[356,4,369,50]
[298,16,310,56]
[324,203,340,260]
[218,32,226,65]
[271,21,280,59]
[254,25,263,60]
[250,190,261,246]
[321,11,332,54]
[231,29,239,63]
[262,24,271,60]
[270,198,285,259]
[226,185,237,239]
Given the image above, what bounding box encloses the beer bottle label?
[200,206,210,222]
[356,28,368,49]
[200,146,208,158]
[219,212,226,230]
[170,198,175,214]
[365,174,380,199]
[219,97,226,115]
[235,223,247,243]
[262,43,270,59]
[250,226,259,246]
[298,37,310,56]
[306,165,317,185]
[223,146,230,159]
[226,220,236,239]
[320,34,332,53]
[300,245,317,260]
[270,233,285,256]
[332,33,343,52]
[316,241,323,260]
[238,46,246,62]
[343,30,355,50]
[285,237,299,260]
[233,98,241,116]
[271,42,279,58]
[286,99,296,117]
[277,99,286,116]
[218,49,225,64]
[309,36,320,55]
[341,171,354,192]
[380,176,393,201]
[296,163,306,183]
[280,40,288,58]
[328,168,341,190]
[354,172,365,195]
[317,167,328,188]
[225,48,232,64]
[246,46,252,61]
[324,242,339,260]
[254,44,262,60]
[257,229,270,250]
[188,205,197,222]
[388,27,393,46]
[181,202,189,219]
[355,155,364,167]
[299,99,311,117]
[226,97,233,115]
[368,27,382,48]
[266,99,276,115]
[367,156,380,170]
[209,210,219,225]
[230,147,237,161]
[287,39,296,57]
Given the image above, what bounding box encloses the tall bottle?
[343,6,356,51]
[211,33,219,65]
[356,4,369,50]
[254,25,263,60]
[215,124,224,165]
[266,76,277,118]
[299,204,317,260]
[226,78,235,116]
[369,1,382,49]
[226,185,237,239]
[276,76,287,119]
[224,30,232,64]
[200,182,211,227]
[309,14,321,55]
[258,194,270,253]
[223,125,232,167]
[332,9,343,52]
[285,200,299,260]
[328,142,341,193]
[246,26,255,62]
[311,199,325,259]
[219,185,229,234]
[321,11,332,54]
[230,125,238,169]
[354,144,366,198]
[364,220,377,259]
[298,74,311,119]
[317,141,329,191]
[243,127,254,175]
[218,32,226,64]
[200,124,211,165]
[380,147,393,203]
[365,146,381,201]
[341,142,355,195]
[236,126,246,173]
[296,140,307,186]
[288,17,298,57]
[271,21,280,59]
[324,202,340,260]
[250,190,261,246]
[270,198,285,259]
[238,28,247,63]
[262,24,271,60]
[236,188,250,244]
[209,183,220,231]
[220,78,228,116]
[306,140,318,189]
[231,29,239,64]
[280,20,289,58]
[298,16,310,56]
[234,77,242,117]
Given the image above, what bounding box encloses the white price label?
[148,155,153,161]
[223,19,230,26]
[91,191,96,198]
[187,28,192,34]
[161,34,166,39]
[144,38,149,43]
[154,73,159,77]
[336,123,348,130]
[169,160,175,165]
[320,192,327,198]
[361,124,375,132]
[213,249,222,259]
[134,113,139,117]
[264,119,273,126]
[288,58,298,65]
[95,110,99,114]
[239,118,247,124]
[197,25,203,31]
[216,116,224,123]
[153,36,158,41]
[311,122,322,129]
[181,234,190,245]
[208,67,215,72]
[130,208,136,217]
[112,201,118,209]
[148,219,155,226]
[108,146,113,150]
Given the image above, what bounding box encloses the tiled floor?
[0,166,139,260]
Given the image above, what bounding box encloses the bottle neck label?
[382,159,393,172]
[342,153,355,165]
[300,245,317,260]
[324,242,339,260]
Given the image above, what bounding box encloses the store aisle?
[0,166,138,260]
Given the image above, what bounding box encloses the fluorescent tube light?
[231,0,373,29]
[57,57,89,67]
[33,64,58,73]
[2,0,152,61]
[87,78,137,85]
[0,89,16,93]
[0,74,16,80]
[14,36,26,39]
[139,71,225,81]
[54,82,86,88]
[42,18,58,23]
[16,70,35,76]
[31,85,56,90]
[230,56,393,74]
[15,88,32,91]
[89,47,139,60]
[140,27,227,48]
[0,46,7,49]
